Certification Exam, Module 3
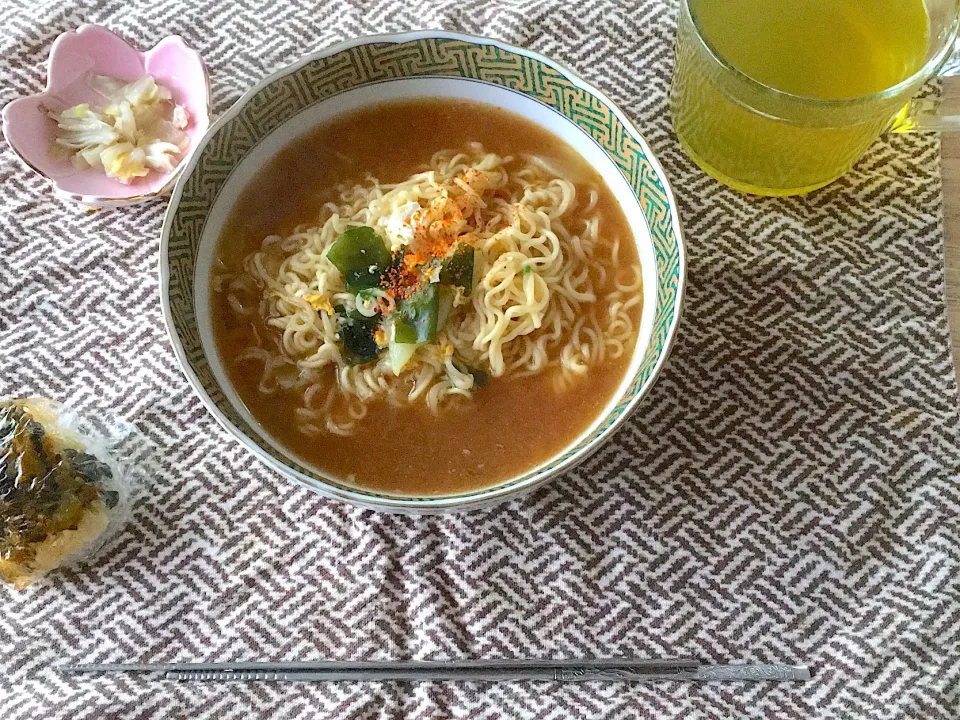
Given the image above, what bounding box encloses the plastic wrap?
[0,397,138,590]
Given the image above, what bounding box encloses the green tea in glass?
[671,0,960,196]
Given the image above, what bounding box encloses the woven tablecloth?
[2,1,960,718]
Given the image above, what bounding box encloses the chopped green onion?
[354,287,383,318]
[388,336,418,375]
[356,287,380,303]
[327,226,391,291]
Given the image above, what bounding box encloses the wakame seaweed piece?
[335,305,382,365]
[469,367,490,388]
[327,226,392,291]
[452,358,489,389]
[439,244,475,293]
[394,283,440,344]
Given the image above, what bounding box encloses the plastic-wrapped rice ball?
[0,398,131,590]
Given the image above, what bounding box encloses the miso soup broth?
[212,99,642,495]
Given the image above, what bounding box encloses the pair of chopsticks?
[65,659,811,683]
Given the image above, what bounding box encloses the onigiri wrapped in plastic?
[0,398,135,589]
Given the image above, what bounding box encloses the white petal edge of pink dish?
[1,25,211,208]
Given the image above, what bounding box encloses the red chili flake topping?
[378,170,491,306]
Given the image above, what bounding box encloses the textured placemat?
[2,2,959,718]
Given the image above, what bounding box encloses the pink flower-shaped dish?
[1,25,210,207]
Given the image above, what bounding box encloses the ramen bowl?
[160,31,685,513]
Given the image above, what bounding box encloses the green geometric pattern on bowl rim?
[166,36,683,503]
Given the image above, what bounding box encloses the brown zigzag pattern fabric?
[1,1,959,718]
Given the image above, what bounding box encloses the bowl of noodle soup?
[161,32,685,512]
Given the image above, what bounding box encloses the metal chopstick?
[64,659,811,683]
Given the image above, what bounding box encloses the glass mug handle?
[893,38,960,133]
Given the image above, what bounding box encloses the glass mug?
[671,0,960,197]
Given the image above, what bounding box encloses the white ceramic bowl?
[161,31,685,513]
